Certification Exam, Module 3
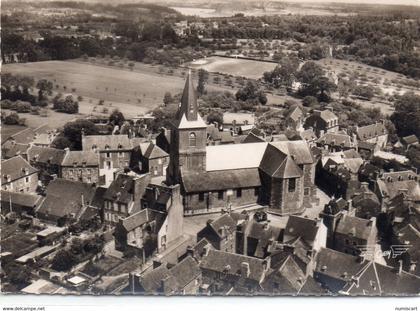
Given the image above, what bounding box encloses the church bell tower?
[167,71,207,185]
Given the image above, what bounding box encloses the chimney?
[398,260,403,275]
[240,262,250,278]
[186,245,195,258]
[81,193,85,207]
[347,199,353,213]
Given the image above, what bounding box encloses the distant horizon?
[5,0,420,6]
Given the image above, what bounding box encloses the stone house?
[60,150,100,184]
[131,142,169,178]
[1,156,38,193]
[304,109,339,137]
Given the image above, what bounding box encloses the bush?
[4,112,21,125]
[12,101,32,113]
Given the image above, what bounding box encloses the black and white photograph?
[1,0,420,309]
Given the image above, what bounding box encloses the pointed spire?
[178,70,198,121]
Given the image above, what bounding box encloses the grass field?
[2,124,26,142]
[187,56,277,79]
[3,61,197,117]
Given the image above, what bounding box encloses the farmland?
[187,56,277,79]
[3,61,197,117]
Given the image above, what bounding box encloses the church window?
[189,132,196,147]
[288,178,296,192]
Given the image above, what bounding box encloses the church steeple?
[178,70,198,121]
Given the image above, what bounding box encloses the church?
[166,73,316,216]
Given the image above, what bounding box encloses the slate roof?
[376,179,420,201]
[1,156,38,182]
[402,135,418,145]
[340,261,420,295]
[181,168,261,193]
[260,144,303,178]
[37,178,97,219]
[167,256,201,290]
[143,143,168,159]
[200,249,268,282]
[315,248,368,282]
[61,150,99,166]
[300,129,317,142]
[2,143,30,159]
[27,146,67,166]
[207,213,237,238]
[283,216,320,247]
[317,132,354,148]
[104,173,150,205]
[270,140,314,165]
[316,109,338,122]
[0,190,43,209]
[356,123,387,141]
[138,264,170,293]
[286,106,303,122]
[242,132,265,144]
[119,208,159,232]
[82,135,132,151]
[335,215,375,241]
[193,238,214,259]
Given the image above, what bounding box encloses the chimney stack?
[240,262,250,278]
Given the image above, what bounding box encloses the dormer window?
[189,132,196,147]
[92,144,97,151]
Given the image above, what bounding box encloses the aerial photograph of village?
[1,0,420,309]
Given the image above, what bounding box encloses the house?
[60,150,100,184]
[199,249,271,294]
[113,184,183,259]
[82,134,133,186]
[333,215,377,259]
[304,109,339,137]
[27,146,67,182]
[131,142,169,177]
[401,135,419,150]
[393,224,420,276]
[283,215,327,252]
[1,142,30,160]
[236,211,282,258]
[36,178,99,226]
[166,73,316,216]
[197,212,238,253]
[285,105,304,131]
[103,172,150,225]
[351,183,381,219]
[129,256,201,295]
[1,156,38,193]
[222,112,255,134]
[374,170,420,204]
[316,132,356,152]
[156,128,171,154]
[355,122,388,149]
[357,141,377,159]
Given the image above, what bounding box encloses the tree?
[263,56,299,89]
[6,263,31,289]
[297,61,336,100]
[53,95,79,114]
[206,110,223,126]
[353,85,374,100]
[51,249,76,271]
[302,96,318,107]
[197,69,209,96]
[36,79,53,101]
[51,136,72,149]
[236,81,267,105]
[390,92,420,137]
[163,92,173,106]
[63,119,99,150]
[109,109,125,127]
[13,101,32,113]
[4,112,20,125]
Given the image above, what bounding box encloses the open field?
[2,124,26,142]
[2,109,79,130]
[187,56,277,79]
[3,61,196,117]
